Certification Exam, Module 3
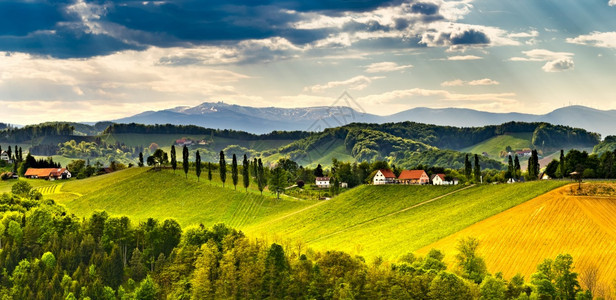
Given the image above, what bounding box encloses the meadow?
[460,132,532,159]
[417,183,616,298]
[246,180,568,258]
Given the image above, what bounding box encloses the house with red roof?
[315,177,330,188]
[398,170,429,185]
[373,169,396,185]
[431,173,447,185]
[24,168,72,180]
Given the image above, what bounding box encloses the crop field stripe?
[256,200,330,228]
[238,197,258,227]
[307,184,475,243]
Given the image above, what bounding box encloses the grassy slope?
[245,181,568,259]
[416,184,616,296]
[56,168,316,229]
[461,132,532,159]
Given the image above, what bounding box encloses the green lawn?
[244,180,568,259]
[55,168,317,229]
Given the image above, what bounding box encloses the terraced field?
[417,183,616,298]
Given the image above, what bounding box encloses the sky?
[1,0,616,124]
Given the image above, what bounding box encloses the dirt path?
[307,184,476,243]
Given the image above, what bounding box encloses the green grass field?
[461,132,533,159]
[244,180,568,259]
[55,168,317,229]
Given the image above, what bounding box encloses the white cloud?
[610,0,616,6]
[542,58,575,72]
[446,55,483,60]
[567,31,616,48]
[365,62,413,73]
[510,49,575,72]
[442,78,499,86]
[303,75,383,93]
[358,88,516,104]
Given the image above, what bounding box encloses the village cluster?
[314,169,458,188]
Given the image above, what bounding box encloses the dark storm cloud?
[0,1,72,36]
[0,0,443,58]
[450,29,490,45]
[411,2,439,15]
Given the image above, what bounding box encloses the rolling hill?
[416,184,616,298]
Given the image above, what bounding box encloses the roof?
[315,177,330,181]
[431,173,446,181]
[398,170,427,180]
[25,168,68,177]
[377,169,396,178]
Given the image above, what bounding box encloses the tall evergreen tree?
[257,158,265,195]
[207,162,212,184]
[514,155,521,179]
[170,145,177,173]
[242,154,250,192]
[464,154,472,179]
[182,145,189,178]
[7,146,11,160]
[559,149,565,178]
[219,151,227,187]
[138,152,144,167]
[507,155,514,179]
[473,154,481,183]
[195,151,201,182]
[314,164,324,177]
[231,154,238,190]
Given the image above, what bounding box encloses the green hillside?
[54,168,316,228]
[461,132,533,159]
[244,180,568,259]
[5,167,569,260]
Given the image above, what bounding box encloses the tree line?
[0,185,597,299]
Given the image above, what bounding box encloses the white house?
[340,182,348,188]
[431,173,446,185]
[315,177,330,188]
[0,151,10,163]
[373,169,397,185]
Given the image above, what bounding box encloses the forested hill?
[343,121,600,150]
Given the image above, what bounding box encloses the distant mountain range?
[112,102,616,137]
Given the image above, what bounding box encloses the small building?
[340,182,348,188]
[0,151,11,163]
[540,172,550,180]
[431,173,446,185]
[175,138,194,146]
[373,169,397,185]
[398,170,430,185]
[24,168,72,180]
[315,177,330,188]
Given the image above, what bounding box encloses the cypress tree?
[195,151,201,182]
[7,146,11,160]
[257,158,265,195]
[559,149,565,179]
[473,154,481,183]
[170,145,177,173]
[464,154,472,179]
[138,152,144,167]
[207,162,212,184]
[507,155,514,179]
[231,154,238,190]
[219,151,226,187]
[514,155,521,179]
[243,154,250,192]
[182,145,189,178]
[253,158,258,178]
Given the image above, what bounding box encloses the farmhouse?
[0,151,10,163]
[373,169,396,185]
[24,168,72,180]
[315,177,330,188]
[398,170,430,185]
[431,173,446,185]
[175,138,194,146]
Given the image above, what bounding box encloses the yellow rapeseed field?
[418,183,616,298]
